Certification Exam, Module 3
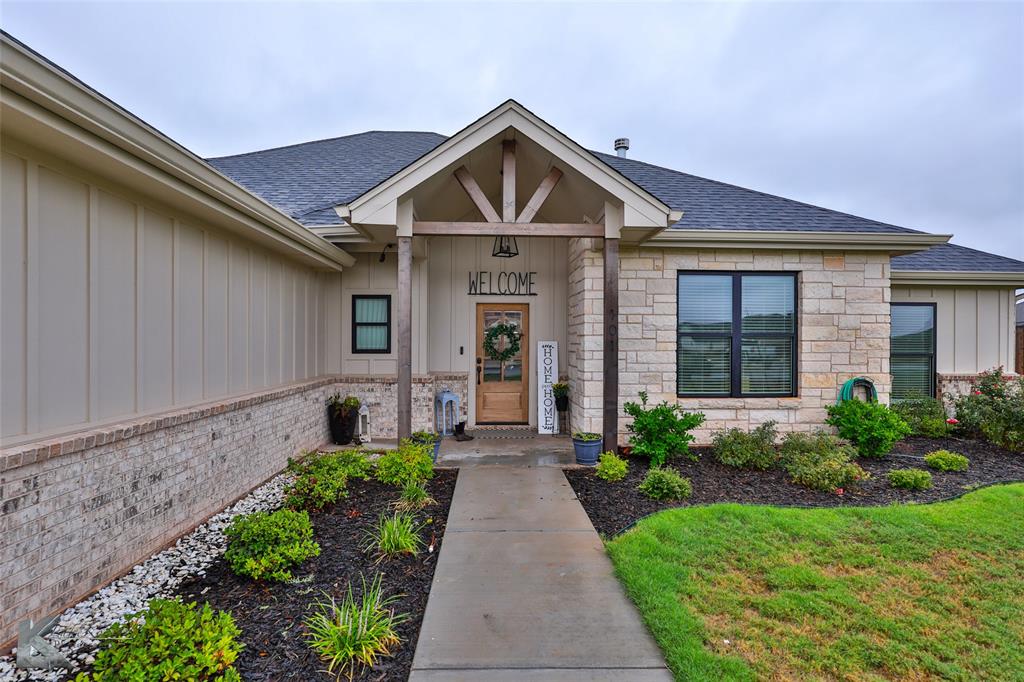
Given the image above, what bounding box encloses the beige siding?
[891,285,1016,374]
[0,144,334,447]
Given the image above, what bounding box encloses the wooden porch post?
[397,235,412,440]
[603,236,619,451]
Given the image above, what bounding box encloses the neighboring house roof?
[891,243,1024,272]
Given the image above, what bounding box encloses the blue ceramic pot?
[572,436,602,466]
[431,439,441,463]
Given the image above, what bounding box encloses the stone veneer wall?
[0,372,466,647]
[615,248,893,444]
[566,237,605,435]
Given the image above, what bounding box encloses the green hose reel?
[837,377,878,404]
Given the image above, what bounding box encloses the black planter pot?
[555,395,569,412]
[328,407,358,445]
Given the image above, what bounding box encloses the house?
[2,31,1023,646]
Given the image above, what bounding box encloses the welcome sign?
[537,341,558,434]
[467,271,538,296]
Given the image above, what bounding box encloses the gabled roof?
[891,243,1024,272]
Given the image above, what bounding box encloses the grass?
[606,484,1024,681]
[363,512,424,560]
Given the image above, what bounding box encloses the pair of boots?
[453,420,474,442]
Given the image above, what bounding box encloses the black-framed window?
[352,295,391,354]
[677,272,797,398]
[891,303,936,400]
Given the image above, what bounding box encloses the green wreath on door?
[483,323,522,363]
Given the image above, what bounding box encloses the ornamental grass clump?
[364,512,424,560]
[888,468,933,491]
[73,598,243,682]
[638,467,693,501]
[826,398,911,459]
[595,451,629,482]
[305,573,408,681]
[779,431,870,493]
[375,441,434,487]
[624,391,705,467]
[892,395,952,438]
[224,509,319,582]
[393,480,434,512]
[712,421,778,470]
[924,449,970,472]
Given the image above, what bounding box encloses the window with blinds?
[352,295,391,353]
[891,304,936,400]
[677,272,797,397]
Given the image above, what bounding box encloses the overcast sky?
[4,1,1022,260]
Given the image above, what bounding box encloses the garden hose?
[837,377,878,404]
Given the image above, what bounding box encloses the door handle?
[476,358,482,385]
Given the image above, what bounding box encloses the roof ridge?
[591,150,925,234]
[208,130,448,162]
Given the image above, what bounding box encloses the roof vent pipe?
[614,138,630,158]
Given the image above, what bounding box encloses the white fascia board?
[645,229,952,252]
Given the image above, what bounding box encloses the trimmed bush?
[826,399,911,459]
[305,573,408,680]
[924,449,970,472]
[888,468,933,491]
[638,468,693,501]
[224,509,319,582]
[779,431,870,493]
[711,421,778,470]
[624,391,705,467]
[892,395,952,438]
[952,368,1024,451]
[375,441,434,486]
[595,452,629,482]
[73,598,242,681]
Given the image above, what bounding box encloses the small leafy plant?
[364,512,424,559]
[826,399,911,459]
[327,394,361,418]
[624,391,705,467]
[410,431,441,445]
[285,453,350,511]
[572,431,601,442]
[305,573,408,680]
[595,451,629,482]
[73,598,243,681]
[638,467,693,501]
[711,421,778,470]
[924,449,970,472]
[888,467,933,491]
[892,395,951,438]
[779,431,870,492]
[552,382,569,398]
[394,480,434,512]
[224,509,320,582]
[375,441,434,486]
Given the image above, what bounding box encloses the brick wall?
[615,248,893,444]
[329,374,468,439]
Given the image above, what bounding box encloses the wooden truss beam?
[453,165,501,223]
[412,221,603,237]
[502,140,516,222]
[517,167,563,223]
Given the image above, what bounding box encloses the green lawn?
[606,484,1024,681]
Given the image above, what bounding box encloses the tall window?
[891,303,936,399]
[352,295,391,353]
[677,272,797,397]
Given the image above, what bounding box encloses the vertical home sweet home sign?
[537,341,558,434]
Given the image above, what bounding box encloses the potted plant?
[326,394,360,445]
[552,382,570,413]
[411,430,443,463]
[572,431,602,466]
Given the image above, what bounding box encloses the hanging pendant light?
[492,235,519,258]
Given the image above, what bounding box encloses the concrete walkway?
[410,466,672,681]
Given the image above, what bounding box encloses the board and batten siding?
[891,285,1016,374]
[0,144,340,447]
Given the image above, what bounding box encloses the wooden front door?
[476,303,529,424]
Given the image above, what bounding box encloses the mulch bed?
[172,471,457,682]
[566,437,1024,537]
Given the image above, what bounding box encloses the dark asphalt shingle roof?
[891,242,1024,272]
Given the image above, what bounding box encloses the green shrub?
[552,382,569,399]
[572,431,601,441]
[779,431,870,492]
[285,452,352,511]
[711,421,778,470]
[924,449,970,472]
[73,598,242,681]
[638,467,693,501]
[332,449,375,480]
[410,431,441,445]
[951,369,1024,451]
[888,468,933,491]
[364,512,424,559]
[624,391,705,467]
[394,480,434,512]
[326,393,361,419]
[892,395,952,438]
[826,399,911,459]
[305,573,408,680]
[224,509,319,581]
[375,441,434,486]
[595,452,629,481]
